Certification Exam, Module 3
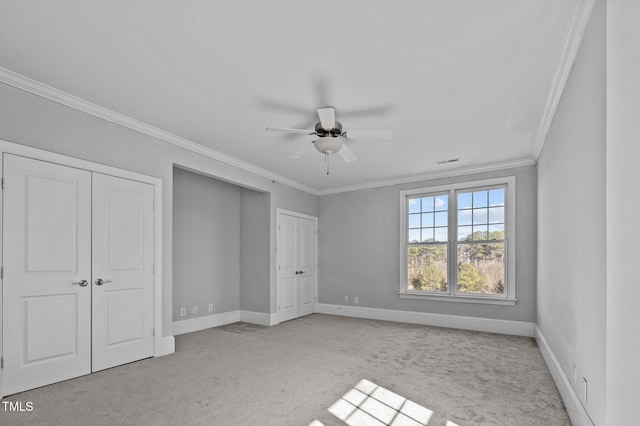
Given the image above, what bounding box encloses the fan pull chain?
[325,152,330,175]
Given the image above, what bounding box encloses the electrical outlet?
[192,306,198,315]
[180,307,186,317]
[354,296,359,304]
[344,296,349,303]
[208,304,214,312]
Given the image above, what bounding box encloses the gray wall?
[0,82,318,335]
[173,168,271,319]
[606,1,640,424]
[319,166,537,322]
[537,2,606,424]
[240,188,270,313]
[173,167,241,320]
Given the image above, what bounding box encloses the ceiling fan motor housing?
[315,121,343,137]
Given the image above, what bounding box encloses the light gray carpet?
[0,314,570,425]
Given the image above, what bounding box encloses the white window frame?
[399,176,517,305]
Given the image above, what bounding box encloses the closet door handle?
[72,280,89,287]
[95,278,113,286]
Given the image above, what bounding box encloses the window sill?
[398,291,517,306]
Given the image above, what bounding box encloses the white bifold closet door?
[2,154,154,396]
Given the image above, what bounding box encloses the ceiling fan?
[266,106,393,171]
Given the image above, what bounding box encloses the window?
[407,193,449,293]
[399,177,516,305]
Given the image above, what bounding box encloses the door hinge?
[152,328,155,337]
[1,266,3,279]
[1,357,4,369]
[1,177,4,190]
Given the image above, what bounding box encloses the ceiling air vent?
[436,157,461,165]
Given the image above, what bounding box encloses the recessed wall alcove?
[172,166,270,326]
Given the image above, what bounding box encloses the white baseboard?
[155,336,175,357]
[172,310,279,335]
[316,303,535,337]
[535,327,594,426]
[172,304,535,338]
[172,311,240,336]
[239,310,278,326]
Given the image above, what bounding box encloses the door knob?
[72,280,89,287]
[95,278,113,286]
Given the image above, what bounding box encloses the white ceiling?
[0,0,592,194]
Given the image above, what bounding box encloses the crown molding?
[530,0,597,161]
[0,67,533,197]
[0,66,318,195]
[317,157,536,195]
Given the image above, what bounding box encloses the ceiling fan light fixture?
[313,138,343,155]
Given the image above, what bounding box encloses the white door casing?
[2,153,157,395]
[2,155,92,395]
[277,210,317,323]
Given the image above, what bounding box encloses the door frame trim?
[276,208,318,323]
[0,140,171,396]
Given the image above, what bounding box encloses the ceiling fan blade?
[288,143,315,160]
[317,107,336,130]
[340,104,394,118]
[266,127,315,135]
[338,144,357,163]
[259,99,312,116]
[343,130,393,140]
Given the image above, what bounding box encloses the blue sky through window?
[456,187,505,241]
[408,194,448,243]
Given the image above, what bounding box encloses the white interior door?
[277,211,316,322]
[91,174,154,372]
[2,154,92,395]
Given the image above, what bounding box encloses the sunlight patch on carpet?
[324,379,437,425]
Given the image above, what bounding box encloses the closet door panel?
[2,154,92,395]
[91,173,154,372]
[297,218,315,317]
[277,214,299,322]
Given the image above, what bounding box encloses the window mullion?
[449,188,456,296]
